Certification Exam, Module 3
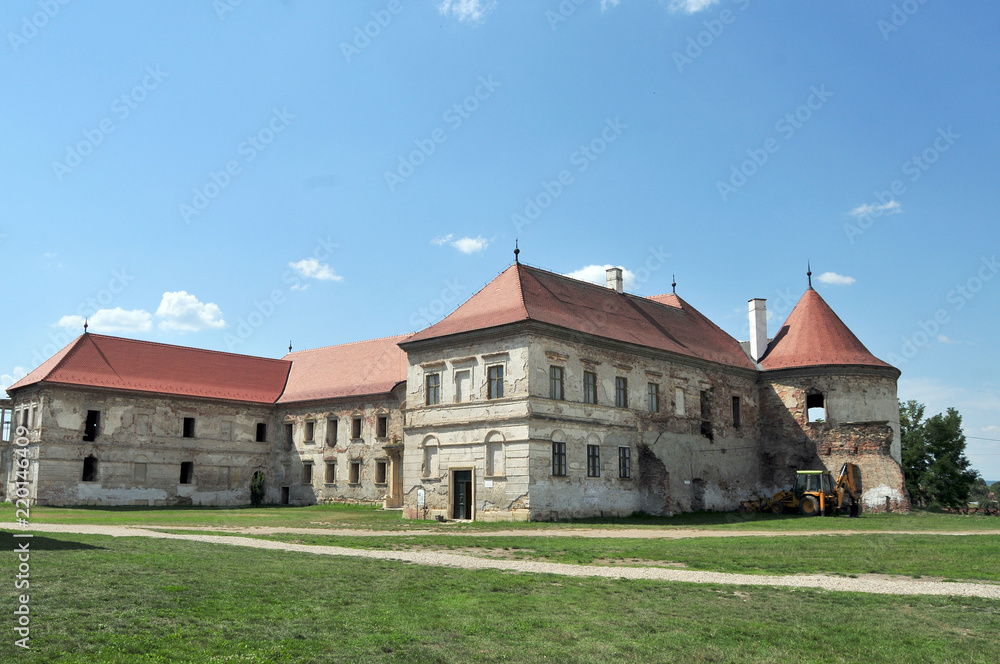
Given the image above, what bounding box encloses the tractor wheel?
[799,496,821,516]
[770,502,784,515]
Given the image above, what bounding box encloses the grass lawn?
[4,502,1000,533]
[1,530,998,663]
[233,532,1000,582]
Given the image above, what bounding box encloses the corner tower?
[756,285,907,511]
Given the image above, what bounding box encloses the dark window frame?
[487,365,504,399]
[583,371,597,405]
[425,373,441,406]
[587,444,601,478]
[615,377,628,409]
[549,365,564,400]
[551,441,567,477]
[618,446,631,479]
[648,383,659,413]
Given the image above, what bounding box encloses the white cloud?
[57,308,153,333]
[432,234,490,254]
[667,0,721,14]
[937,334,959,345]
[155,291,225,332]
[816,272,856,286]
[1,366,27,391]
[438,0,496,23]
[601,0,621,11]
[289,258,343,282]
[850,200,901,218]
[564,264,637,290]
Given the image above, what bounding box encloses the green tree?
[898,400,979,508]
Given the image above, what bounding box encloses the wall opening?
[255,422,267,442]
[352,417,362,440]
[83,410,100,441]
[375,460,387,484]
[82,455,98,482]
[284,423,294,450]
[806,393,825,423]
[377,415,388,439]
[179,461,194,485]
[349,460,361,484]
[183,417,196,438]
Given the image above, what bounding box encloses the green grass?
[1,530,998,663]
[5,502,1000,533]
[225,532,1000,582]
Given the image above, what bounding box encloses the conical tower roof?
[759,288,896,372]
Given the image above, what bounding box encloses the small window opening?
[327,419,338,447]
[807,393,825,422]
[488,365,504,399]
[304,421,315,443]
[615,376,628,408]
[583,371,598,405]
[377,415,388,439]
[352,417,362,440]
[83,410,100,441]
[82,455,98,482]
[325,461,337,483]
[255,422,267,442]
[700,390,713,442]
[549,366,564,400]
[375,460,387,484]
[349,461,361,484]
[284,423,294,450]
[179,461,194,485]
[732,396,741,428]
[183,417,196,438]
[302,463,313,484]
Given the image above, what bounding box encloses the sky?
[2,0,998,479]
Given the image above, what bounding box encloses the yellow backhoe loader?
[741,463,863,517]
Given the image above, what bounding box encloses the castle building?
[3,262,907,519]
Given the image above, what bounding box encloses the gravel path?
[9,522,1000,600]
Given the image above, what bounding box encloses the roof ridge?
[284,333,413,356]
[83,333,290,364]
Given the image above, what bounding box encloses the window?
[302,463,313,484]
[325,460,337,483]
[183,417,196,438]
[82,455,98,482]
[423,444,439,478]
[619,447,631,479]
[615,377,628,408]
[304,421,315,443]
[20,409,28,428]
[255,422,267,442]
[375,460,388,484]
[179,462,194,485]
[83,410,100,442]
[549,366,564,400]
[807,393,825,423]
[648,383,660,413]
[488,365,504,399]
[284,423,294,450]
[732,396,741,428]
[425,373,441,406]
[587,444,601,477]
[583,371,597,405]
[326,419,338,447]
[552,442,567,476]
[486,441,505,476]
[700,390,713,441]
[377,415,388,439]
[352,417,362,440]
[133,462,147,483]
[675,387,685,416]
[349,461,361,484]
[455,369,471,402]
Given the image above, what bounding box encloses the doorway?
[280,486,290,505]
[451,469,473,520]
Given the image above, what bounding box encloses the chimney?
[606,267,624,294]
[748,298,767,362]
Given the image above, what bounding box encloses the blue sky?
[2,0,998,478]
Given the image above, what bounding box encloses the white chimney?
[606,267,624,294]
[748,298,767,362]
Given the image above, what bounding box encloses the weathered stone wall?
[277,384,404,506]
[758,369,908,511]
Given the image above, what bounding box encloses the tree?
[898,400,979,508]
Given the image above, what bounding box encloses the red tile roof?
[278,335,409,403]
[405,264,755,370]
[760,288,896,371]
[6,334,292,402]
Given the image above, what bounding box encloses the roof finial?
[672,274,676,294]
[514,239,520,264]
[289,341,293,353]
[83,318,89,333]
[807,261,813,289]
